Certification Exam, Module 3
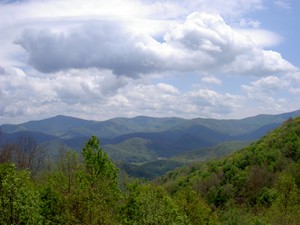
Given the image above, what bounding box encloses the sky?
[0,0,299,124]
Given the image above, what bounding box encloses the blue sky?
[0,0,299,124]
[249,1,300,66]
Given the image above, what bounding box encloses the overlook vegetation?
[0,135,217,224]
[0,116,299,224]
[157,117,300,224]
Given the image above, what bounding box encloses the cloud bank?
[0,0,299,124]
[17,12,295,77]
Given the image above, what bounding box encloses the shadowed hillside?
[1,110,299,164]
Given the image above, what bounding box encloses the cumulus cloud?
[104,82,244,118]
[0,66,130,123]
[242,76,282,98]
[168,12,294,75]
[0,64,245,123]
[284,71,300,94]
[239,72,300,114]
[201,75,222,85]
[17,12,296,78]
[237,29,282,47]
[187,89,243,115]
[1,64,298,124]
[1,0,299,123]
[16,22,164,77]
[241,75,291,112]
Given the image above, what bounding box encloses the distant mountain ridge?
[1,110,299,162]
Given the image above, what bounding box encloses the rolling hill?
[0,110,299,163]
[155,116,300,224]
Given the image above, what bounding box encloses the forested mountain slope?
[156,117,300,224]
[0,117,299,224]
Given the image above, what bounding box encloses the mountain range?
[1,110,299,163]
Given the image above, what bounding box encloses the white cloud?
[0,66,131,123]
[162,0,265,17]
[239,18,261,28]
[157,83,180,94]
[165,12,295,75]
[239,72,300,115]
[188,89,244,114]
[274,0,291,9]
[242,76,282,97]
[16,22,163,77]
[237,29,282,47]
[16,12,296,78]
[107,83,245,119]
[1,63,298,124]
[284,71,300,94]
[0,64,244,123]
[240,75,297,113]
[0,0,299,124]
[201,75,222,85]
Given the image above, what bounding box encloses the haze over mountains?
[1,110,299,163]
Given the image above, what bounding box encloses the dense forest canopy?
[157,117,300,224]
[0,117,299,224]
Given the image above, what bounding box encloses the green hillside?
[104,138,157,162]
[172,140,252,163]
[0,117,299,224]
[118,140,250,180]
[156,117,300,224]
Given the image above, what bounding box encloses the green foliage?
[219,205,270,225]
[57,136,121,224]
[173,186,220,224]
[0,117,299,225]
[267,173,300,225]
[40,187,64,224]
[257,187,277,206]
[82,136,118,182]
[49,149,82,195]
[0,163,42,224]
[157,117,300,224]
[0,136,123,225]
[122,181,188,225]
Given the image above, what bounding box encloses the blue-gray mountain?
[1,110,299,164]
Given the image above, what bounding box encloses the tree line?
[0,135,217,224]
